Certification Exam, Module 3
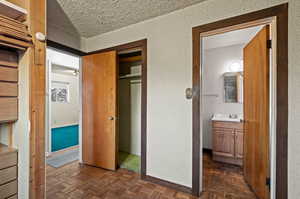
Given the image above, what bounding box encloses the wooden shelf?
[0,143,17,155]
[0,0,27,22]
[119,55,142,63]
[0,14,32,51]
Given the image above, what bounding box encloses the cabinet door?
[235,130,244,159]
[213,128,235,157]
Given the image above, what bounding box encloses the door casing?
[192,3,288,198]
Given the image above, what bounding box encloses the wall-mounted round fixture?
[73,70,79,76]
[228,60,243,72]
[35,32,46,42]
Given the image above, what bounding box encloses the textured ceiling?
[54,0,206,38]
[47,0,80,37]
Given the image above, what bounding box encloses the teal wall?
[51,125,79,152]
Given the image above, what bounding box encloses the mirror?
[223,72,243,103]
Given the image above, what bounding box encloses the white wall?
[82,1,300,197]
[47,48,80,70]
[51,72,79,128]
[202,44,244,149]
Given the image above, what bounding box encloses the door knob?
[108,116,115,120]
[185,88,193,99]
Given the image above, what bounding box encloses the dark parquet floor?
[46,152,256,199]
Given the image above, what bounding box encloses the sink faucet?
[229,114,238,119]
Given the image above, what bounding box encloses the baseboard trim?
[143,175,192,194]
[47,145,79,157]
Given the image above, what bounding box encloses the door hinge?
[266,177,271,191]
[267,40,272,49]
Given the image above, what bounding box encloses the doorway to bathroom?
[192,4,288,199]
[201,24,267,199]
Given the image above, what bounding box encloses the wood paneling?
[0,166,17,185]
[192,4,288,197]
[0,180,17,199]
[0,11,32,49]
[28,0,46,198]
[0,82,17,96]
[0,66,18,82]
[0,49,18,64]
[0,15,26,30]
[7,195,17,199]
[244,25,270,199]
[0,144,17,170]
[0,145,18,198]
[82,51,118,170]
[6,0,26,9]
[0,98,17,122]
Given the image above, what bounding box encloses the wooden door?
[82,51,118,170]
[234,130,244,159]
[213,128,235,157]
[244,25,270,199]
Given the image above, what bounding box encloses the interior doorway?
[192,4,288,199]
[201,24,270,199]
[45,48,81,168]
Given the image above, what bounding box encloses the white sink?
[211,113,243,122]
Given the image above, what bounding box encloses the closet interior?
[118,48,142,173]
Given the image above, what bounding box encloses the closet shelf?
[203,94,219,97]
[0,13,32,51]
[0,143,17,155]
[119,73,141,79]
[0,0,27,22]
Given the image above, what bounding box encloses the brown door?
[82,51,118,170]
[243,25,270,199]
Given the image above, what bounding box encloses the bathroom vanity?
[212,115,244,166]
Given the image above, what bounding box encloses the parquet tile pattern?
[46,152,256,199]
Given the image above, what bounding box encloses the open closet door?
[82,51,118,170]
[243,25,270,199]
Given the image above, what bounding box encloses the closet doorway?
[118,49,142,173]
[82,39,147,176]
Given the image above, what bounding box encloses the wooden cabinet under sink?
[212,121,243,166]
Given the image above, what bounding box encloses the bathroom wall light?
[73,70,79,76]
[228,60,243,72]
